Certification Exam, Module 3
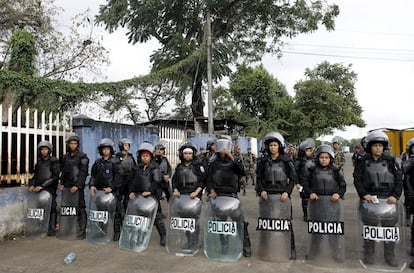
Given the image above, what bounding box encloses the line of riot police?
[23,129,412,270]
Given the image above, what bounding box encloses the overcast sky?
[54,0,414,141]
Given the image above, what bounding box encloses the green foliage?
[8,30,36,75]
[225,64,293,138]
[96,0,339,120]
[294,62,366,137]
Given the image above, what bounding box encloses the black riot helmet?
[298,138,315,157]
[206,137,216,151]
[97,138,115,156]
[119,138,132,150]
[137,141,154,158]
[264,132,285,154]
[365,130,390,152]
[155,143,166,150]
[315,144,334,159]
[38,140,53,154]
[178,142,197,161]
[66,133,80,144]
[406,138,414,155]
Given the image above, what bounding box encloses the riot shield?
[119,195,158,252]
[358,199,406,272]
[0,188,26,240]
[203,196,244,262]
[56,188,79,240]
[257,194,292,262]
[24,190,52,239]
[307,195,345,266]
[166,195,202,256]
[86,190,116,244]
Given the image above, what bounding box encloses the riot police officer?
[294,138,315,221]
[303,144,346,262]
[256,132,298,259]
[171,142,206,250]
[89,138,123,241]
[129,141,167,246]
[154,143,172,202]
[115,138,136,213]
[29,141,60,236]
[59,133,89,239]
[206,137,251,257]
[172,142,206,199]
[402,138,414,264]
[354,130,402,267]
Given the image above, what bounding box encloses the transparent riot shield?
[203,196,244,262]
[307,195,345,266]
[166,195,202,256]
[119,195,158,252]
[24,190,52,239]
[257,194,292,262]
[357,199,406,272]
[0,188,26,240]
[56,188,79,240]
[86,190,116,244]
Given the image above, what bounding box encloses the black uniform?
[172,161,206,197]
[294,155,315,221]
[354,152,402,266]
[206,155,251,257]
[60,151,89,239]
[303,163,346,260]
[29,156,60,236]
[89,156,123,240]
[256,154,298,259]
[129,160,166,245]
[115,151,136,211]
[401,153,414,253]
[154,155,172,201]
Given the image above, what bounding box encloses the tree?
[0,0,109,115]
[294,62,366,137]
[222,64,293,137]
[96,0,339,125]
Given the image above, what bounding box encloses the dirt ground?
[0,154,412,273]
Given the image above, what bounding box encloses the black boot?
[302,199,308,222]
[47,211,57,236]
[154,214,167,246]
[290,224,296,260]
[77,208,87,240]
[243,222,251,257]
[113,218,122,241]
[384,242,398,267]
[363,240,375,264]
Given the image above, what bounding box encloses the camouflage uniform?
[333,150,346,172]
[243,148,257,186]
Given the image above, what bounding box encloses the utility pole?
[206,12,214,134]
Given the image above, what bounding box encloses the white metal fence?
[158,126,187,169]
[0,105,71,185]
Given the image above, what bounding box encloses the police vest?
[94,158,115,188]
[310,167,339,195]
[117,152,135,176]
[61,153,84,186]
[365,159,394,193]
[175,164,199,193]
[36,159,53,185]
[212,160,238,193]
[158,157,169,175]
[263,160,288,192]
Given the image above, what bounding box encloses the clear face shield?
[215,139,232,153]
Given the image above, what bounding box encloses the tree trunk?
[192,76,205,133]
